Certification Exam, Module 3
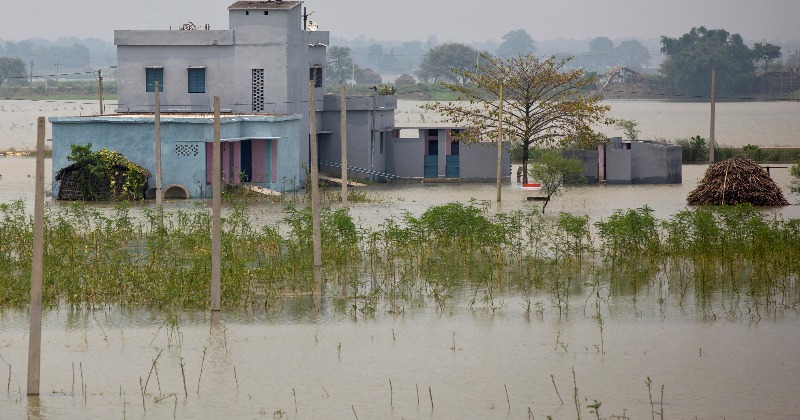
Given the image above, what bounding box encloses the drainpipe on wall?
[370,86,377,181]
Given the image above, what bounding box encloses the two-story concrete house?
[50,0,508,199]
[51,0,397,198]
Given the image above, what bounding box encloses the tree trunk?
[522,143,530,184]
[541,198,550,214]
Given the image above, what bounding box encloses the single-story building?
[565,137,682,184]
[50,113,302,198]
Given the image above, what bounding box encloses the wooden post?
[211,97,221,311]
[340,85,348,211]
[310,81,322,267]
[98,70,104,115]
[709,67,716,164]
[154,80,163,209]
[496,83,503,202]
[27,117,46,395]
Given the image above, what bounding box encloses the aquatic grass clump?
[0,199,798,316]
[594,206,661,263]
[282,204,361,268]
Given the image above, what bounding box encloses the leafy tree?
[674,135,708,162]
[528,150,585,213]
[394,41,425,73]
[613,40,651,70]
[787,50,800,68]
[357,68,382,84]
[789,160,800,196]
[496,29,536,58]
[394,74,416,85]
[327,46,358,85]
[615,119,639,140]
[367,44,384,67]
[752,42,781,72]
[416,43,486,84]
[660,27,755,96]
[0,56,26,87]
[421,54,611,184]
[589,37,614,70]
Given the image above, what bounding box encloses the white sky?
[0,0,797,44]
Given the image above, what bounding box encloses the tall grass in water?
[0,199,798,316]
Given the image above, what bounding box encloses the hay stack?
[687,158,788,206]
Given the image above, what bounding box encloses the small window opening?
[245,11,250,15]
[309,67,322,88]
[264,11,268,15]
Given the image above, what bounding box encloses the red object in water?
[521,183,542,190]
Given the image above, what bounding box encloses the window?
[451,140,459,155]
[146,68,163,92]
[309,67,322,88]
[252,69,264,112]
[188,68,206,93]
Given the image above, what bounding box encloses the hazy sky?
[0,0,797,44]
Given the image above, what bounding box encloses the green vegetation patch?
[56,143,150,201]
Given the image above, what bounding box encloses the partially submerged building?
[50,0,508,199]
[383,126,511,181]
[566,137,682,184]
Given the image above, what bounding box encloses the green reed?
[1,199,798,316]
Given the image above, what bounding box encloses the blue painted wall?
[50,114,302,199]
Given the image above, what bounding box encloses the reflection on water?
[1,157,797,221]
[1,293,799,419]
[2,155,800,418]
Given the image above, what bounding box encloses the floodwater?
[396,99,800,148]
[1,99,800,151]
[2,100,800,418]
[1,157,799,418]
[0,293,798,419]
[1,157,798,221]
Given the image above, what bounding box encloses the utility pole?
[340,85,348,211]
[211,97,222,312]
[98,70,104,115]
[55,60,61,89]
[709,67,716,164]
[29,61,34,93]
[310,81,322,267]
[154,80,162,209]
[27,117,46,396]
[496,83,503,202]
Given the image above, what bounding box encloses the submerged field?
[1,199,799,418]
[2,157,800,419]
[1,199,798,314]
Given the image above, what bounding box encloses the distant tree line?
[329,26,797,100]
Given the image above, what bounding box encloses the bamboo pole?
[709,67,716,164]
[211,97,221,311]
[340,85,348,211]
[310,81,322,267]
[155,80,163,209]
[98,70,104,115]
[496,83,503,202]
[27,117,45,395]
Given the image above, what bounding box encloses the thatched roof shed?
[56,160,151,201]
[687,158,788,206]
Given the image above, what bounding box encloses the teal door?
[445,155,460,178]
[424,155,438,178]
